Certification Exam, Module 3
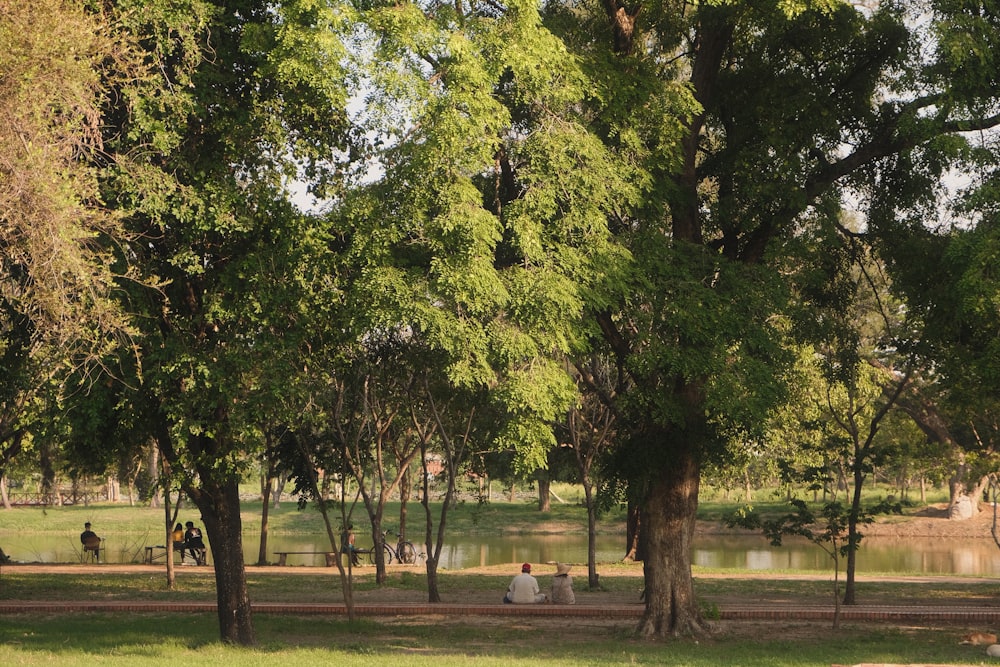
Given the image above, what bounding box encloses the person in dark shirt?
[80,522,101,561]
[184,521,206,565]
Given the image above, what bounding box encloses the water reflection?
[431,534,625,570]
[692,534,1000,575]
[2,531,1000,575]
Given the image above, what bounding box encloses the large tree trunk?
[537,476,551,512]
[272,471,287,507]
[969,475,990,512]
[638,426,706,638]
[189,477,255,646]
[894,391,972,514]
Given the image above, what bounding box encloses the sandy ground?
[862,503,1000,539]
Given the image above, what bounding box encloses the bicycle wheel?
[398,541,416,564]
[365,546,377,566]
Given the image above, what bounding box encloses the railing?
[5,490,106,506]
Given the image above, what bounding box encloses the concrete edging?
[0,601,996,622]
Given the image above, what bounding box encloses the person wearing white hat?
[550,562,575,605]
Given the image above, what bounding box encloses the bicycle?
[367,529,419,565]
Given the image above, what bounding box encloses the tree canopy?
[3,0,1000,645]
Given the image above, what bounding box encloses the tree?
[322,345,424,585]
[886,200,1000,512]
[563,355,618,590]
[298,0,1000,637]
[333,0,597,590]
[98,0,353,645]
[0,0,137,484]
[726,499,868,630]
[786,215,917,605]
[539,0,1000,637]
[412,373,493,603]
[277,426,359,621]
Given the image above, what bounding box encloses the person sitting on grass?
[550,562,576,604]
[503,562,548,604]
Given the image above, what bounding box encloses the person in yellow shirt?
[171,523,186,562]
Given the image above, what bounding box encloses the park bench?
[144,543,208,566]
[273,550,342,566]
[143,544,171,564]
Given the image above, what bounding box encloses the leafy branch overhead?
[5,0,1000,647]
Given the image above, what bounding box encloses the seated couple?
[172,521,207,565]
[503,562,575,605]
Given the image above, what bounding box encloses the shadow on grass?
[0,610,988,666]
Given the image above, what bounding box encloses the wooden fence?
[5,490,106,507]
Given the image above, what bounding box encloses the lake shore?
[695,502,1000,540]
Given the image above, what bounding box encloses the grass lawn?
[0,495,628,538]
[1,567,998,665]
[0,609,991,666]
[3,565,998,606]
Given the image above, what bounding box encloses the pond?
[690,534,1000,576]
[4,531,1000,575]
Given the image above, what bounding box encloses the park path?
[0,598,999,624]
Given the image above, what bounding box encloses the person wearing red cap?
[503,562,547,604]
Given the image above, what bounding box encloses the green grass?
[1,566,994,606]
[0,611,988,666]
[695,484,953,518]
[0,484,951,539]
[0,497,627,538]
[0,568,568,602]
